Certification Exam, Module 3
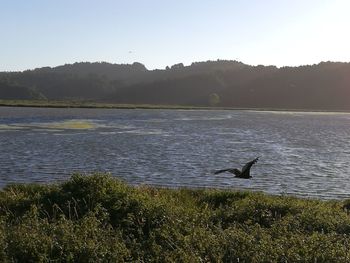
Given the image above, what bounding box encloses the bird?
[214,157,259,179]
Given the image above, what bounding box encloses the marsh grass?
[0,100,212,110]
[1,173,350,262]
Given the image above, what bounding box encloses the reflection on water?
[1,107,350,199]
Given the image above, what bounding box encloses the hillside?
[1,60,350,110]
[0,79,46,100]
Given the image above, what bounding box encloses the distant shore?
[0,99,242,110]
[0,99,350,113]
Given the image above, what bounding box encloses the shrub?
[1,173,350,262]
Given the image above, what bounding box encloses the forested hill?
[1,60,350,110]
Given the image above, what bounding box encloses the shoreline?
[1,99,350,114]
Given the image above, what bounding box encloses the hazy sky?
[1,0,349,71]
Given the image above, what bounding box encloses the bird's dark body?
[214,157,259,179]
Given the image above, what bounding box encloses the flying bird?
[214,157,259,179]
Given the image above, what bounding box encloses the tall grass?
[1,173,350,262]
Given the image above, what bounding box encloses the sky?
[1,0,350,71]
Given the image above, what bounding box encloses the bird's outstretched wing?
[214,168,232,175]
[241,157,259,173]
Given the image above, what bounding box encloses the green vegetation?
[0,99,217,110]
[1,174,350,262]
[208,93,221,106]
[2,99,350,114]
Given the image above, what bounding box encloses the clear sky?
[1,0,350,71]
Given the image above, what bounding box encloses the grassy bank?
[1,99,348,113]
[0,99,229,110]
[0,99,194,110]
[1,174,350,262]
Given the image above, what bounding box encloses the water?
[1,107,350,199]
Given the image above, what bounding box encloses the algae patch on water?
[0,124,26,131]
[0,120,97,131]
[47,120,96,130]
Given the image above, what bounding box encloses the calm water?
[1,107,350,199]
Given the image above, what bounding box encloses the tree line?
[1,60,350,110]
